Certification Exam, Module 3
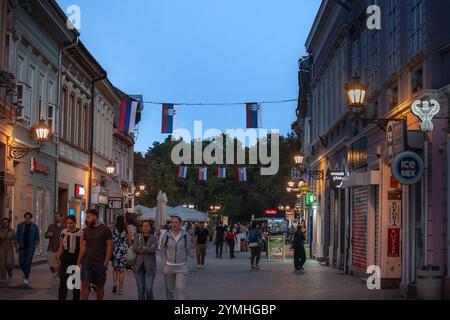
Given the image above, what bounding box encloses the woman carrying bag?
[131,220,158,300]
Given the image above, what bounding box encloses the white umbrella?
[162,192,169,225]
[155,191,165,231]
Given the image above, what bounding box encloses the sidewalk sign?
[267,236,286,261]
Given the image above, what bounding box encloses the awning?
[341,170,380,189]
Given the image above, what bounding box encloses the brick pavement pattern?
[0,246,403,300]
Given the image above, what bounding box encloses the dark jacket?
[292,231,305,250]
[15,222,39,250]
[132,233,158,274]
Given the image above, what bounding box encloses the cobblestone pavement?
[0,246,404,300]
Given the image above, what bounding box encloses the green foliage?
[134,134,299,223]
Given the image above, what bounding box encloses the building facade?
[0,0,142,258]
[0,0,16,224]
[300,0,450,297]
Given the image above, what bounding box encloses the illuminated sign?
[264,210,277,215]
[391,151,424,185]
[75,184,85,198]
[411,100,440,132]
[328,171,350,189]
[30,157,50,175]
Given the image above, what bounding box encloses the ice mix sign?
[391,151,424,185]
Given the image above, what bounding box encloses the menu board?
[267,236,286,261]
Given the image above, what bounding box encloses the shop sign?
[386,121,406,164]
[267,236,286,261]
[411,100,440,132]
[75,184,85,198]
[388,228,401,257]
[264,210,277,215]
[388,191,401,228]
[299,184,310,193]
[391,151,424,185]
[98,194,109,205]
[108,197,123,209]
[328,171,350,189]
[30,157,50,175]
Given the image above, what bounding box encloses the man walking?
[77,209,113,300]
[292,226,306,271]
[214,223,225,259]
[45,212,65,280]
[194,222,209,269]
[15,212,40,285]
[162,216,192,300]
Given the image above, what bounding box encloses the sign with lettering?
[388,228,401,257]
[108,197,123,209]
[75,184,85,198]
[391,151,424,185]
[388,191,401,228]
[30,157,50,175]
[328,171,350,189]
[264,210,277,215]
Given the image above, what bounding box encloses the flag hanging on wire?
[198,167,208,181]
[162,104,176,134]
[218,167,227,179]
[178,166,188,179]
[118,99,139,134]
[246,103,262,128]
[238,167,247,182]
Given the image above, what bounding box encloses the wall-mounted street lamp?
[8,117,51,160]
[105,161,116,175]
[345,75,369,112]
[345,73,405,130]
[139,184,146,192]
[294,152,304,166]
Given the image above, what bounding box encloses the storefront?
[13,153,56,256]
[57,161,89,228]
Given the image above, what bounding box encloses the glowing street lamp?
[288,181,296,188]
[34,117,51,143]
[106,161,116,175]
[139,184,146,192]
[294,152,305,166]
[345,74,368,111]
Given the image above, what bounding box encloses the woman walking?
[56,215,83,300]
[161,216,192,300]
[0,218,17,286]
[112,215,131,295]
[248,222,263,270]
[225,226,237,259]
[132,220,158,300]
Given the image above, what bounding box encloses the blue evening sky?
[56,0,321,153]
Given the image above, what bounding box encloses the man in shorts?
[77,209,112,300]
[45,212,65,280]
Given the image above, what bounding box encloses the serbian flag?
[218,167,226,179]
[178,166,188,179]
[118,99,139,134]
[238,167,247,182]
[246,103,262,128]
[198,167,207,181]
[162,104,176,134]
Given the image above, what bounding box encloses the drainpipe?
[55,36,79,216]
[87,75,107,209]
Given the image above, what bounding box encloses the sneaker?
[23,279,29,286]
[255,265,260,271]
[112,285,118,294]
[197,265,201,270]
[118,288,123,295]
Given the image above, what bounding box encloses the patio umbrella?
[162,192,169,225]
[155,191,166,231]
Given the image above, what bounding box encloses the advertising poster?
[268,236,285,261]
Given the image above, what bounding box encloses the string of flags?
[177,166,248,182]
[118,99,139,134]
[152,98,298,134]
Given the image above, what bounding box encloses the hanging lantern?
[34,118,51,143]
[106,161,116,175]
[345,75,368,110]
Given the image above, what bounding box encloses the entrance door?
[409,183,424,284]
[58,188,68,216]
[352,187,368,272]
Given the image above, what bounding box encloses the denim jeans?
[19,248,35,280]
[134,265,155,300]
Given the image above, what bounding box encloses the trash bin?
[416,269,443,300]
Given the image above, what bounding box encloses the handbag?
[126,234,140,267]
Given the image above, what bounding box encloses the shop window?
[48,104,56,134]
[411,68,423,94]
[388,85,398,109]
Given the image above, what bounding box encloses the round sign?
[391,151,424,185]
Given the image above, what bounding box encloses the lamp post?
[345,73,405,130]
[105,161,116,175]
[8,117,51,160]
